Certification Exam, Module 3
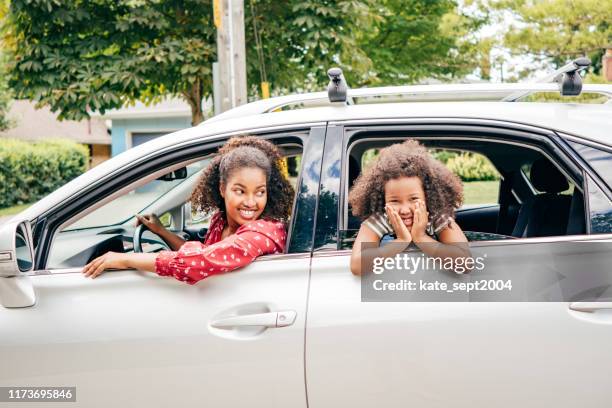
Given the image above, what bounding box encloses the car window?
[567,141,612,189]
[46,138,305,269]
[361,147,501,206]
[341,135,586,248]
[586,177,612,234]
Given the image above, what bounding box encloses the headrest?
[530,158,569,193]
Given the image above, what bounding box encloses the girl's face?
[221,167,267,226]
[384,176,426,229]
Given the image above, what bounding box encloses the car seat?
[512,158,573,237]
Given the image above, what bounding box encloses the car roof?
[202,101,612,144]
[16,101,612,223]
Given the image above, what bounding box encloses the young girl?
[82,136,295,284]
[349,139,470,275]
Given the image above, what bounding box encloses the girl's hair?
[349,139,463,230]
[190,136,295,222]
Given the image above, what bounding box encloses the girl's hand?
[411,200,429,241]
[82,251,129,279]
[385,204,412,244]
[136,213,165,235]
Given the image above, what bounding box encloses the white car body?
[2,82,612,407]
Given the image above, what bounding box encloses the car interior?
[341,137,586,248]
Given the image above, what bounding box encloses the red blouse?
[155,211,287,284]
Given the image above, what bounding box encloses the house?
[96,98,193,157]
[0,100,111,167]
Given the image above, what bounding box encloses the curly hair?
[349,139,463,230]
[190,136,295,222]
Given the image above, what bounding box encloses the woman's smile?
[239,208,257,220]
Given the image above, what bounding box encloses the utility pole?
[213,0,247,114]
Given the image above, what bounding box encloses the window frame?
[331,120,591,250]
[35,128,312,270]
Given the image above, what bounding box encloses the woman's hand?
[136,213,165,235]
[82,251,129,279]
[385,204,412,244]
[411,200,429,241]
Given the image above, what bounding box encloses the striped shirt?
[363,212,453,240]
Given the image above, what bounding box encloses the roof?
[14,101,612,223]
[202,101,612,145]
[95,97,192,120]
[0,100,110,145]
[205,83,612,124]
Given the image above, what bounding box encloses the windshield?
[64,161,207,231]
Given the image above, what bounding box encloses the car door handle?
[569,302,612,313]
[210,310,297,329]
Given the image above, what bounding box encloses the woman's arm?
[136,214,186,251]
[82,252,157,278]
[156,228,187,251]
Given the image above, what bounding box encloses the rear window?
[568,141,612,188]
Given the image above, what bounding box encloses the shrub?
[446,153,500,182]
[0,138,89,208]
[431,150,458,164]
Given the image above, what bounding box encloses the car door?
[305,122,612,408]
[0,127,325,408]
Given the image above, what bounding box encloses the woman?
[81,136,295,284]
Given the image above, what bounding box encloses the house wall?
[91,144,111,168]
[111,116,192,157]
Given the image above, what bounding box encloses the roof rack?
[204,65,612,124]
[502,57,592,101]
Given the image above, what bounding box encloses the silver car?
[1,67,612,407]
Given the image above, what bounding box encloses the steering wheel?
[133,224,172,253]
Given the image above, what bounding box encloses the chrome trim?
[315,233,612,257]
[562,133,612,151]
[35,253,312,275]
[313,250,351,258]
[256,252,312,261]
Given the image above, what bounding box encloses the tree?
[3,0,215,125]
[246,0,487,92]
[0,53,13,131]
[3,0,486,125]
[491,0,612,76]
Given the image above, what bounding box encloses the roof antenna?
[556,57,591,96]
[327,67,348,103]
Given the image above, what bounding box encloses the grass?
[0,203,33,217]
[462,180,499,205]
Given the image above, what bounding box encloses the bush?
[431,150,458,164]
[0,139,89,208]
[446,153,500,182]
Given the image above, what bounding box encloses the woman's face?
[384,176,426,229]
[221,167,267,226]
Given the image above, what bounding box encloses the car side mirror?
[157,167,187,182]
[0,220,36,308]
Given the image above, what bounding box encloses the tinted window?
[569,141,612,189]
[586,177,612,234]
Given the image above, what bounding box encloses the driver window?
[47,140,303,270]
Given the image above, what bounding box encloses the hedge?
[445,152,500,182]
[0,138,89,208]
